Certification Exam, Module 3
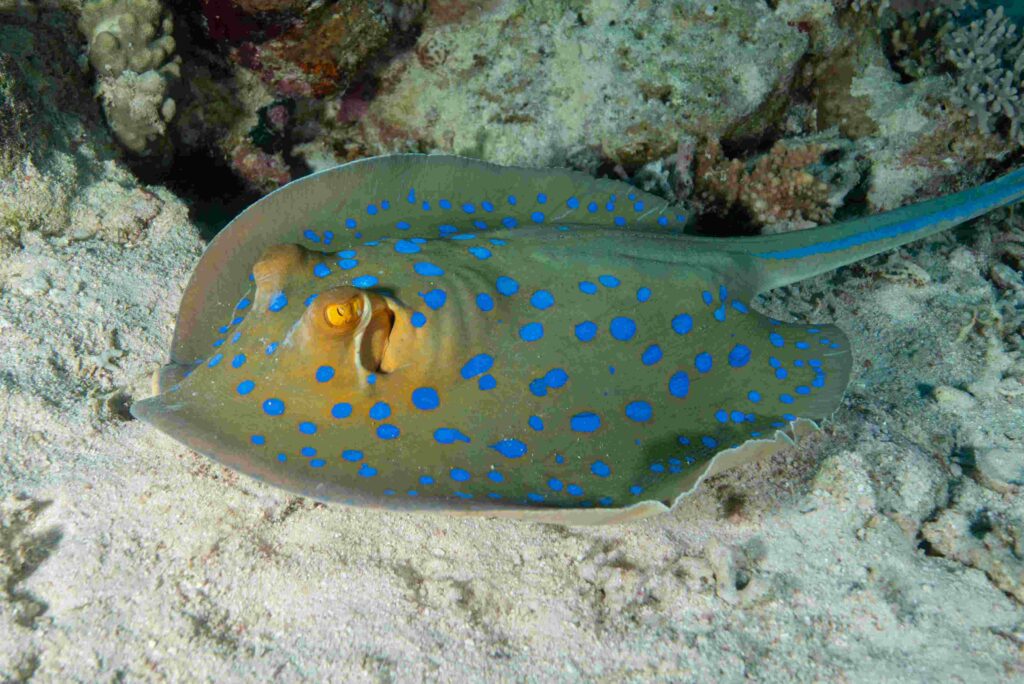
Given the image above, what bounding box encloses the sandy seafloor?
[0,168,1022,682]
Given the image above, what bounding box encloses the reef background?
[2,0,1024,680]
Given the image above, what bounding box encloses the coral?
[944,6,1024,146]
[350,0,809,169]
[694,139,834,230]
[224,0,423,98]
[78,0,180,157]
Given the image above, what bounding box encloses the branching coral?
[79,0,180,157]
[695,139,834,229]
[945,6,1024,146]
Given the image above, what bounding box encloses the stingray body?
[132,156,1024,524]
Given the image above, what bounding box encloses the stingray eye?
[324,296,364,329]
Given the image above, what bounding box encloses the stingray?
[131,155,1024,524]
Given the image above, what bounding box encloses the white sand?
[1,172,1022,681]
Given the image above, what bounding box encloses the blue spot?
[396,220,411,230]
[394,239,420,254]
[369,402,391,420]
[728,344,752,368]
[342,450,362,462]
[359,464,377,478]
[587,201,598,213]
[338,258,358,270]
[775,368,788,380]
[715,409,728,423]
[488,470,504,483]
[231,354,246,368]
[795,385,810,395]
[461,203,476,214]
[669,371,690,398]
[571,412,601,433]
[439,199,452,209]
[501,216,518,228]
[251,435,265,445]
[316,365,335,383]
[237,380,255,395]
[547,478,563,492]
[478,374,497,391]
[303,229,319,242]
[672,314,693,335]
[490,439,527,459]
[434,428,471,444]
[695,352,713,373]
[208,353,223,368]
[625,401,653,422]
[796,341,810,350]
[345,218,357,229]
[309,459,325,468]
[769,332,785,347]
[367,204,378,215]
[460,353,494,379]
[598,274,620,288]
[779,393,794,404]
[530,211,545,223]
[469,246,492,260]
[545,368,568,387]
[481,200,494,212]
[268,292,288,312]
[609,317,636,341]
[591,461,610,477]
[567,196,580,209]
[414,262,444,277]
[353,275,378,288]
[212,339,225,348]
[419,289,447,310]
[701,436,717,448]
[377,424,400,439]
[299,421,317,435]
[411,312,427,327]
[769,357,782,369]
[496,276,519,296]
[579,281,598,295]
[475,293,494,312]
[629,485,643,496]
[613,216,626,226]
[520,322,544,342]
[331,402,352,419]
[450,468,471,482]
[637,287,651,302]
[748,390,763,404]
[641,344,663,366]
[528,415,544,431]
[702,291,713,306]
[658,216,669,225]
[313,263,330,278]
[605,200,615,211]
[412,387,439,410]
[419,475,435,485]
[303,294,318,307]
[575,321,597,342]
[301,447,316,457]
[530,290,555,310]
[713,306,726,322]
[236,297,251,310]
[731,410,746,423]
[732,301,749,313]
[262,398,285,416]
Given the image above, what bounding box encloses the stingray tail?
[731,166,1024,292]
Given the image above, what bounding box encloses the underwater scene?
[1,0,1024,680]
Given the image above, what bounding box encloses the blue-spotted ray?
[132,155,1024,524]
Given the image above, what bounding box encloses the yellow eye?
[324,297,363,328]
